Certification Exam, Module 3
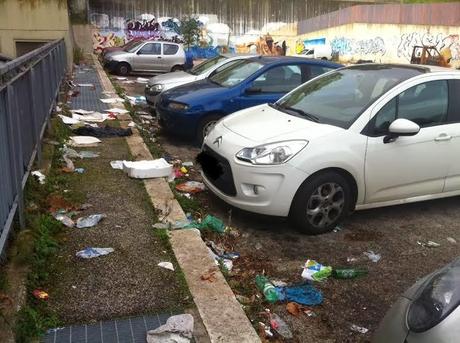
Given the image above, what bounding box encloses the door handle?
[435,134,452,141]
[157,56,162,59]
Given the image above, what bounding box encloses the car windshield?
[125,41,144,53]
[209,60,264,87]
[189,55,227,75]
[276,65,424,129]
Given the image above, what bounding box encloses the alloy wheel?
[306,182,345,228]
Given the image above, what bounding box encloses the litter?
[104,108,129,115]
[258,322,274,338]
[55,105,62,112]
[256,275,279,303]
[110,160,124,170]
[175,181,206,194]
[71,112,107,123]
[122,159,172,179]
[58,115,81,125]
[269,313,293,339]
[146,314,194,343]
[236,294,252,304]
[206,240,225,256]
[333,225,342,232]
[100,97,124,104]
[276,283,323,306]
[417,240,441,248]
[115,76,128,81]
[77,83,94,87]
[31,171,46,184]
[68,136,101,147]
[74,168,85,174]
[301,260,332,281]
[71,109,94,115]
[62,155,75,172]
[63,147,81,159]
[201,268,217,282]
[197,214,227,233]
[139,114,154,120]
[152,223,169,229]
[180,166,188,174]
[76,247,114,259]
[350,324,369,334]
[347,257,359,263]
[76,214,106,228]
[182,161,194,167]
[136,77,149,84]
[158,262,174,271]
[363,250,381,263]
[72,126,132,138]
[271,280,288,288]
[221,259,233,272]
[53,213,75,228]
[79,151,99,158]
[128,121,136,127]
[32,289,49,301]
[447,237,457,244]
[221,252,240,260]
[127,95,147,105]
[121,80,135,84]
[332,268,368,279]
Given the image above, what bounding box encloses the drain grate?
[42,313,172,343]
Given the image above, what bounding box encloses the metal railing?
[0,39,67,255]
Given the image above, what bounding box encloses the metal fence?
[0,39,67,256]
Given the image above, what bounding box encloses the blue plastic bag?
[275,283,323,306]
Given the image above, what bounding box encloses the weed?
[73,47,84,65]
[15,305,59,343]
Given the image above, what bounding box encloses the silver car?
[104,40,186,75]
[373,257,460,343]
[144,54,257,108]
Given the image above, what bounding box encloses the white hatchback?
[198,64,460,234]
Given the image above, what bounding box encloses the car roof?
[246,55,342,67]
[344,63,460,74]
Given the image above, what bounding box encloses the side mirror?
[383,118,420,144]
[245,87,262,95]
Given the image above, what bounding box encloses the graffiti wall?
[296,23,460,68]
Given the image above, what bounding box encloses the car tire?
[289,171,352,235]
[196,114,221,145]
[171,65,184,72]
[116,62,131,76]
[321,57,328,60]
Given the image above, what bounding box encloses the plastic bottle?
[332,268,368,279]
[255,275,278,303]
[269,313,293,339]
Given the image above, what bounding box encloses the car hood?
[222,104,343,142]
[162,79,229,104]
[148,71,197,86]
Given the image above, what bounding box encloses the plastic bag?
[76,247,114,259]
[76,214,106,229]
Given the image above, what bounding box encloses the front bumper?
[200,125,309,217]
[144,88,161,107]
[156,104,198,138]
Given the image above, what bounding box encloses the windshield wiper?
[272,104,320,122]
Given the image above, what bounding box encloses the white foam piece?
[122,159,172,179]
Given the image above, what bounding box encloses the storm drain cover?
[42,313,172,343]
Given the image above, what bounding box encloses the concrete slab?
[171,230,261,343]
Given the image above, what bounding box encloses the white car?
[199,64,460,234]
[144,54,256,107]
[298,45,333,60]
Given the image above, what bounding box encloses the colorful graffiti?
[397,33,460,61]
[93,31,125,53]
[331,36,386,56]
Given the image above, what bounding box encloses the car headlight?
[148,84,164,93]
[236,140,308,165]
[168,101,189,111]
[407,258,460,332]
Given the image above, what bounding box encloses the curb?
[92,55,261,343]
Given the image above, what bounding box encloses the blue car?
[156,56,342,143]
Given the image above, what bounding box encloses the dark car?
[156,56,342,143]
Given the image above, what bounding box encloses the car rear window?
[163,44,179,55]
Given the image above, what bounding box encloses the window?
[371,80,449,135]
[210,60,263,87]
[251,65,302,93]
[189,55,226,75]
[309,65,334,79]
[138,43,161,55]
[163,44,179,55]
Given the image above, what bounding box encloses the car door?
[133,42,162,71]
[439,79,460,192]
[364,79,450,203]
[237,64,305,109]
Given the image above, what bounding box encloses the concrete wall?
[296,23,460,68]
[0,0,73,66]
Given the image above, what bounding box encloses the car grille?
[197,145,236,196]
